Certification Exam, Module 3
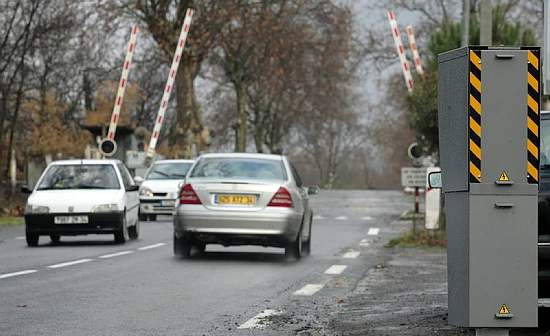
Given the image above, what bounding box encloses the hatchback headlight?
[140,187,154,197]
[92,204,119,213]
[25,205,50,214]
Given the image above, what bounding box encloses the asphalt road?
[0,190,410,336]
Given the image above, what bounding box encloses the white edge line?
[368,228,380,235]
[47,259,92,269]
[293,284,325,296]
[138,243,166,251]
[324,265,347,275]
[15,236,25,240]
[238,309,282,329]
[0,269,38,279]
[98,250,134,259]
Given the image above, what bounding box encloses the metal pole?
[461,0,470,46]
[414,187,420,213]
[480,0,492,46]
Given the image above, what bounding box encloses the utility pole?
[461,0,470,46]
[480,0,492,46]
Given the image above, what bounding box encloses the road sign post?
[439,46,540,332]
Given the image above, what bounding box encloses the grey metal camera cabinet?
[438,47,540,328]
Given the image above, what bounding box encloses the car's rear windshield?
[146,162,193,180]
[36,164,120,190]
[189,158,287,181]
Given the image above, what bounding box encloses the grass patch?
[386,228,446,248]
[0,216,24,226]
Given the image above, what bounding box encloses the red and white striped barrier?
[107,25,139,141]
[146,8,194,159]
[387,10,413,93]
[405,25,424,76]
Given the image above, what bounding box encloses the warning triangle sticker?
[499,171,510,182]
[499,304,510,315]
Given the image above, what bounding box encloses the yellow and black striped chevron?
[469,49,482,183]
[527,49,540,184]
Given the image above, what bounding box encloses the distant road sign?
[401,167,427,187]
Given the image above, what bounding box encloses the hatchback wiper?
[36,187,61,191]
[151,170,170,178]
[171,173,187,178]
[77,185,110,189]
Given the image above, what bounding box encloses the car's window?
[36,164,120,190]
[146,162,193,180]
[291,164,303,187]
[117,163,135,190]
[189,158,287,181]
[541,118,550,168]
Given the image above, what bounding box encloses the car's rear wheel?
[149,215,157,221]
[26,232,39,247]
[50,234,60,245]
[139,212,147,221]
[195,242,206,254]
[128,220,140,240]
[174,234,192,258]
[302,216,312,256]
[114,214,129,244]
[285,229,302,260]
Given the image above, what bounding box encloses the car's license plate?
[162,200,175,207]
[217,194,256,206]
[54,216,89,224]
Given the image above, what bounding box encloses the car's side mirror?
[126,185,139,192]
[428,172,442,189]
[307,186,320,195]
[133,176,144,185]
[21,185,32,194]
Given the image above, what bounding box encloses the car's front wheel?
[128,220,139,240]
[114,214,129,244]
[285,229,302,260]
[26,231,39,247]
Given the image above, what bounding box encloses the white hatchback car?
[136,159,194,221]
[22,160,140,246]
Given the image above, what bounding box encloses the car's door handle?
[494,203,514,208]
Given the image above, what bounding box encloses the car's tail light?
[268,187,293,207]
[179,184,201,205]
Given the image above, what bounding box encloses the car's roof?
[198,153,285,161]
[50,159,121,165]
[153,159,195,164]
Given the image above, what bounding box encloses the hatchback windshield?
[146,162,193,180]
[36,164,120,190]
[189,158,287,181]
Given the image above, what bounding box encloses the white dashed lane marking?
[335,216,348,220]
[0,269,38,279]
[293,284,325,296]
[98,251,134,259]
[15,236,25,240]
[47,259,92,269]
[313,215,325,220]
[342,250,360,259]
[359,239,370,247]
[238,309,283,329]
[137,243,166,250]
[362,216,373,221]
[324,265,347,275]
[368,228,380,235]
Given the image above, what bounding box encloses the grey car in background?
[173,153,317,260]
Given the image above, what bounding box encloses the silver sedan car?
[173,153,317,260]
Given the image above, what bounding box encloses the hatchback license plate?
[54,216,89,224]
[217,194,256,206]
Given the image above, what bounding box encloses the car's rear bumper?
[174,205,302,247]
[140,199,176,215]
[25,212,124,235]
